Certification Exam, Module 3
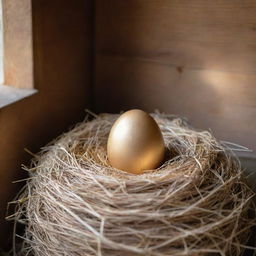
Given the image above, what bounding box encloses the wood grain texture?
[96,0,256,74]
[3,0,33,88]
[95,56,256,152]
[0,0,93,249]
[94,0,256,153]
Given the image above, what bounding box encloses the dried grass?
[8,113,256,256]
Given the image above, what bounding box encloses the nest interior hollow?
[13,113,256,256]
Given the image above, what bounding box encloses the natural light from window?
[0,0,3,84]
[0,0,36,109]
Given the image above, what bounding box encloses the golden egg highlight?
[107,109,165,174]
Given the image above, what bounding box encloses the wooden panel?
[94,0,256,155]
[95,56,256,152]
[3,0,33,88]
[0,0,93,249]
[96,0,256,74]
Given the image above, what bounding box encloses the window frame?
[0,0,36,108]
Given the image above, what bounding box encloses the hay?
[10,113,256,256]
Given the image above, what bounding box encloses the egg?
[107,109,165,174]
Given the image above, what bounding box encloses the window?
[0,0,36,108]
[0,0,3,84]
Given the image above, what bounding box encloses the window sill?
[0,85,37,108]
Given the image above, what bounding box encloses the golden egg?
[107,109,165,174]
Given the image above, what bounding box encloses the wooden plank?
[94,55,256,152]
[96,0,256,74]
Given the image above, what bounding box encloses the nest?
[11,113,255,256]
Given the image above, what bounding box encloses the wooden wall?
[94,0,256,153]
[0,0,93,249]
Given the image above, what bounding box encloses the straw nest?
[11,113,255,256]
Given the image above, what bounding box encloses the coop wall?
[94,0,256,153]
